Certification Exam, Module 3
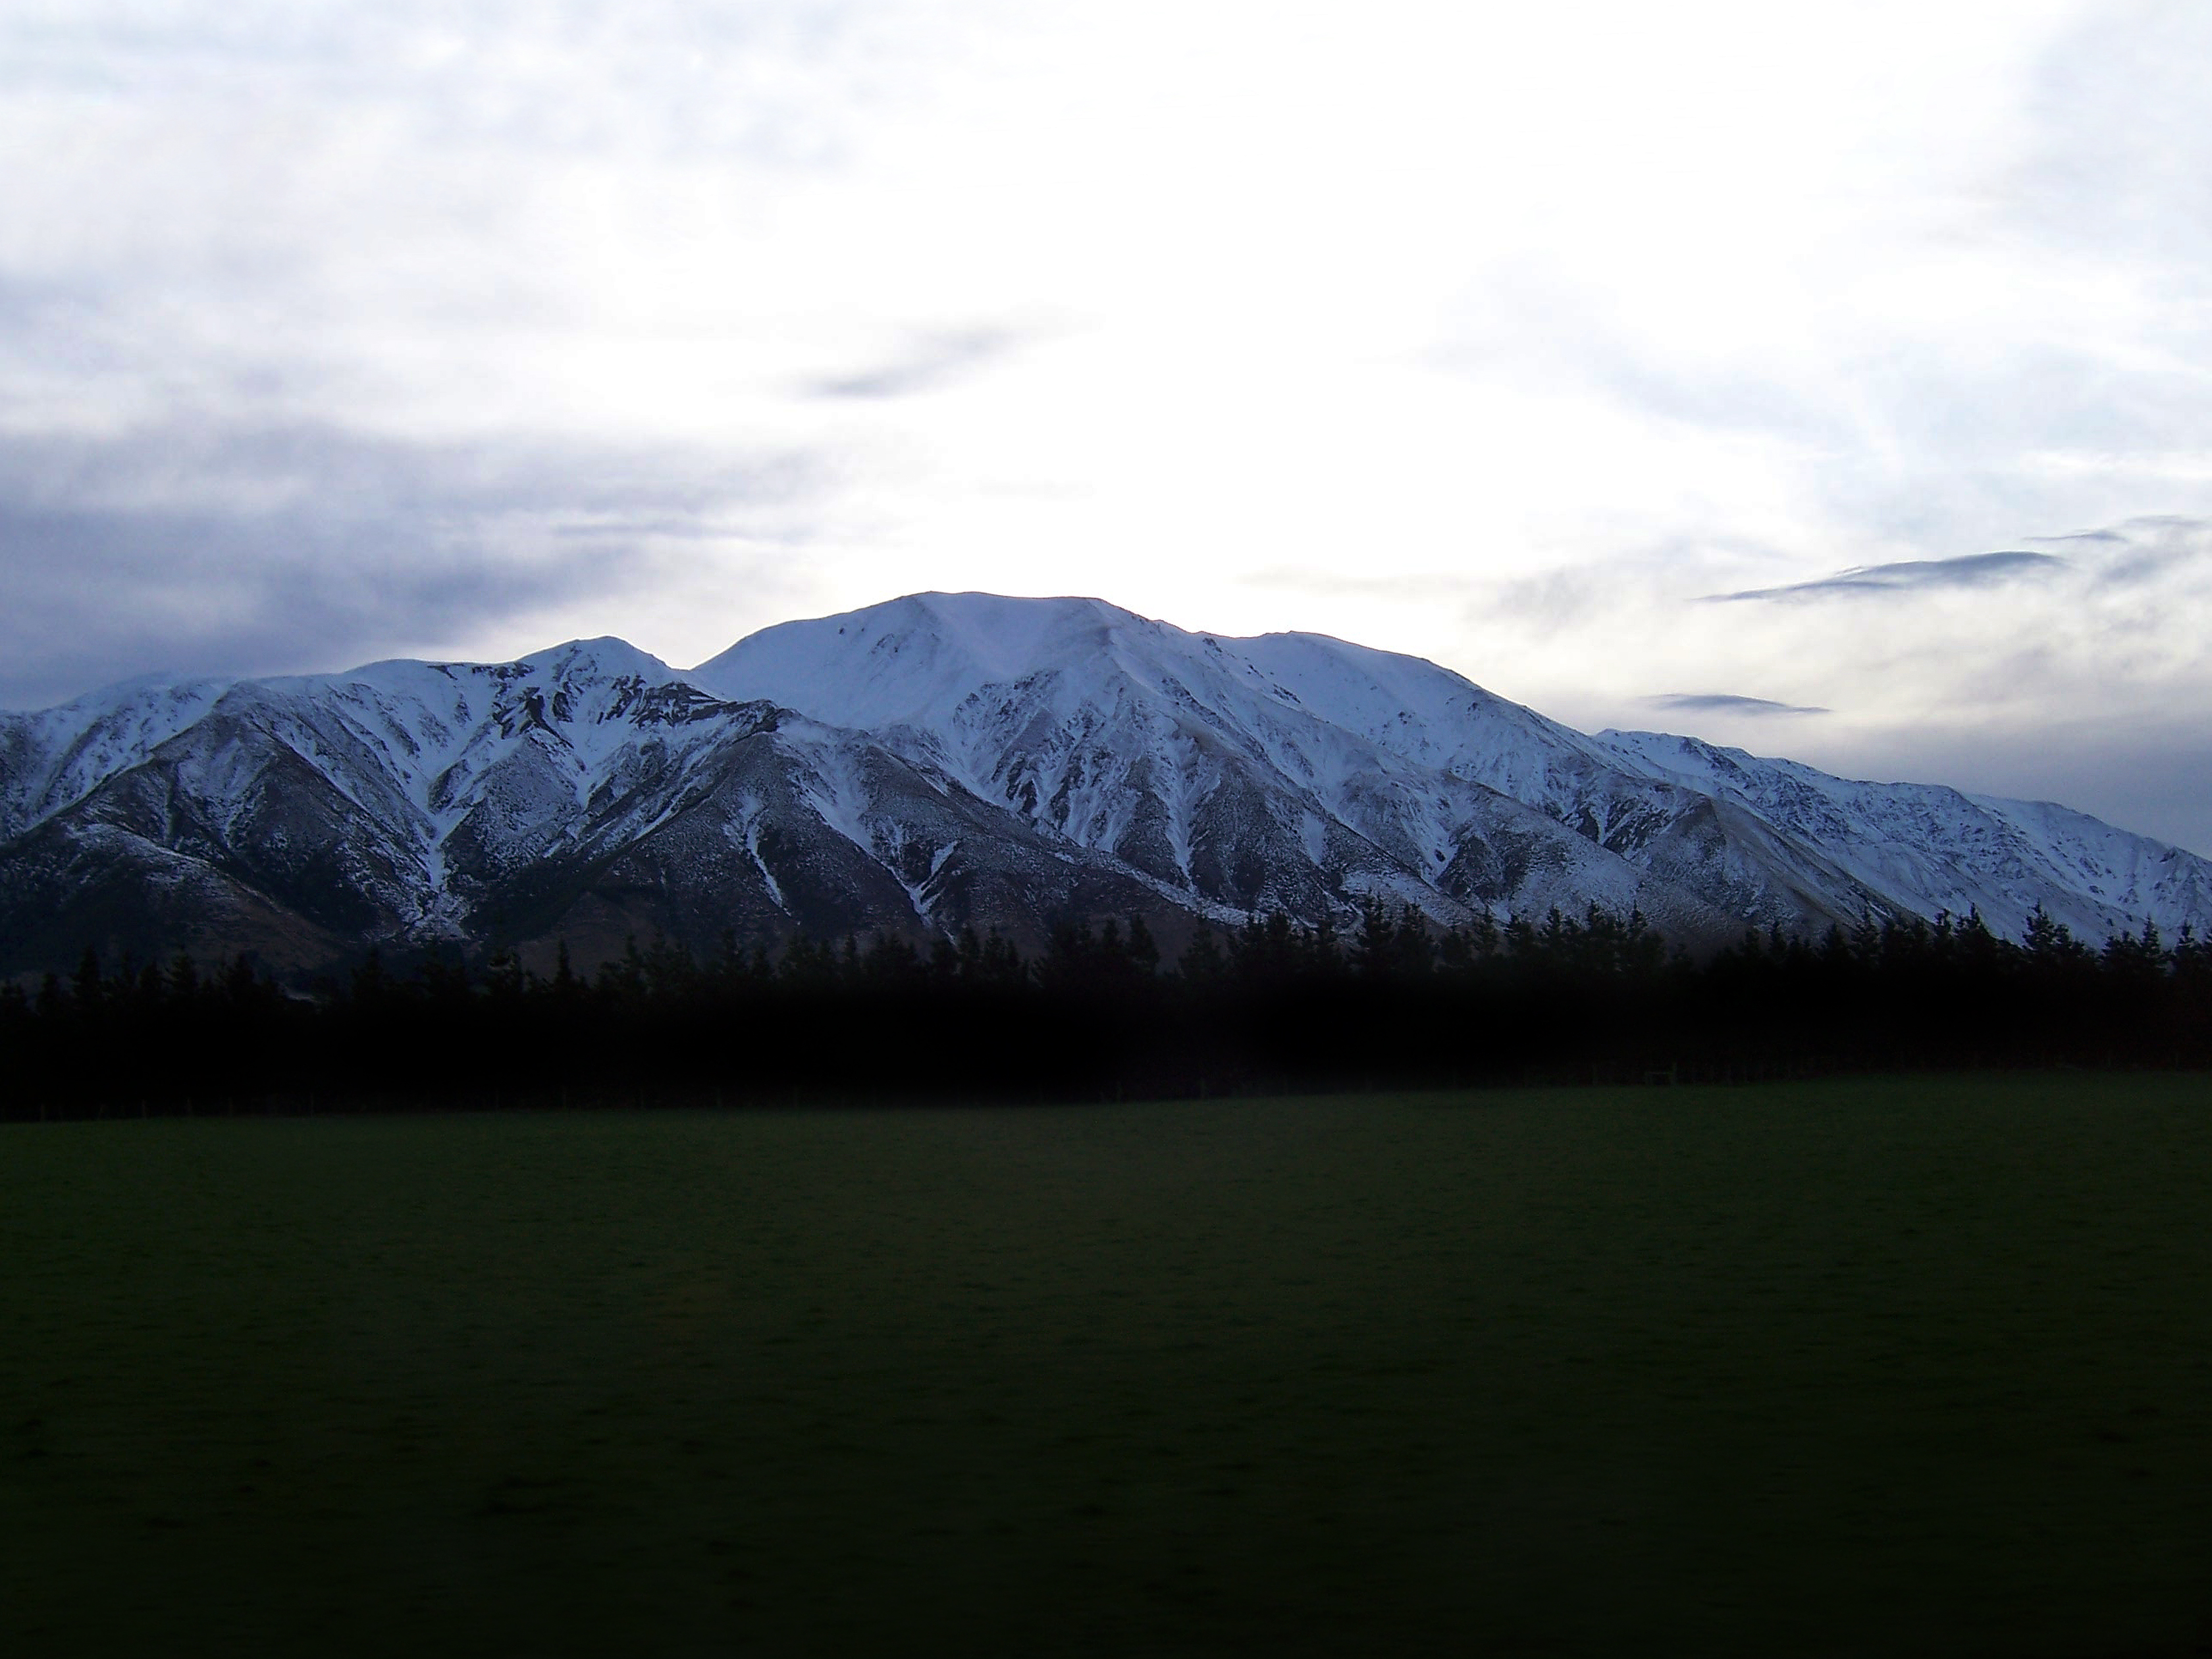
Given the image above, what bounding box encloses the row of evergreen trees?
[3,902,2207,1117]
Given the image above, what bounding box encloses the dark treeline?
[3,901,2209,1119]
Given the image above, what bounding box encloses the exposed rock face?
[3,593,2205,976]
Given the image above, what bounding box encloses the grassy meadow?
[4,1074,2211,1656]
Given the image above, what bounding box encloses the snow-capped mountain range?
[2,591,2205,975]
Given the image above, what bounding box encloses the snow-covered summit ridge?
[0,637,740,845]
[704,591,1601,755]
[3,592,2207,976]
[697,592,1670,922]
[0,675,238,842]
[693,591,1621,810]
[695,593,1139,728]
[693,591,2209,943]
[1593,727,2211,942]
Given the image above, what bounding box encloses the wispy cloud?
[1644,693,1829,716]
[2025,515,2212,590]
[2028,528,2128,545]
[1710,551,2066,602]
[809,327,1029,400]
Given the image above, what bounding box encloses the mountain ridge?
[1,591,2203,976]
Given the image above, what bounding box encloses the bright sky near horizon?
[5,1,2212,850]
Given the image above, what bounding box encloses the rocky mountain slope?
[1,592,2203,976]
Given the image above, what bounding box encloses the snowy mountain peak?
[3,591,2208,976]
[693,591,1162,730]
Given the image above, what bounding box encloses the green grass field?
[5,1075,2211,1656]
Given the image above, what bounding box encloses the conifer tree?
[72,946,103,1016]
[1177,926,1227,983]
[551,939,580,1000]
[1125,914,1161,976]
[167,951,200,1004]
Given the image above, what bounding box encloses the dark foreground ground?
[3,1075,2210,1657]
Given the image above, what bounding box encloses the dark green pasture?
[5,1076,2211,1657]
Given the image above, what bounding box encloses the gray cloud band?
[1643,693,1830,716]
[0,420,818,710]
[1709,551,2067,602]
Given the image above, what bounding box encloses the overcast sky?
[5,1,2212,850]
